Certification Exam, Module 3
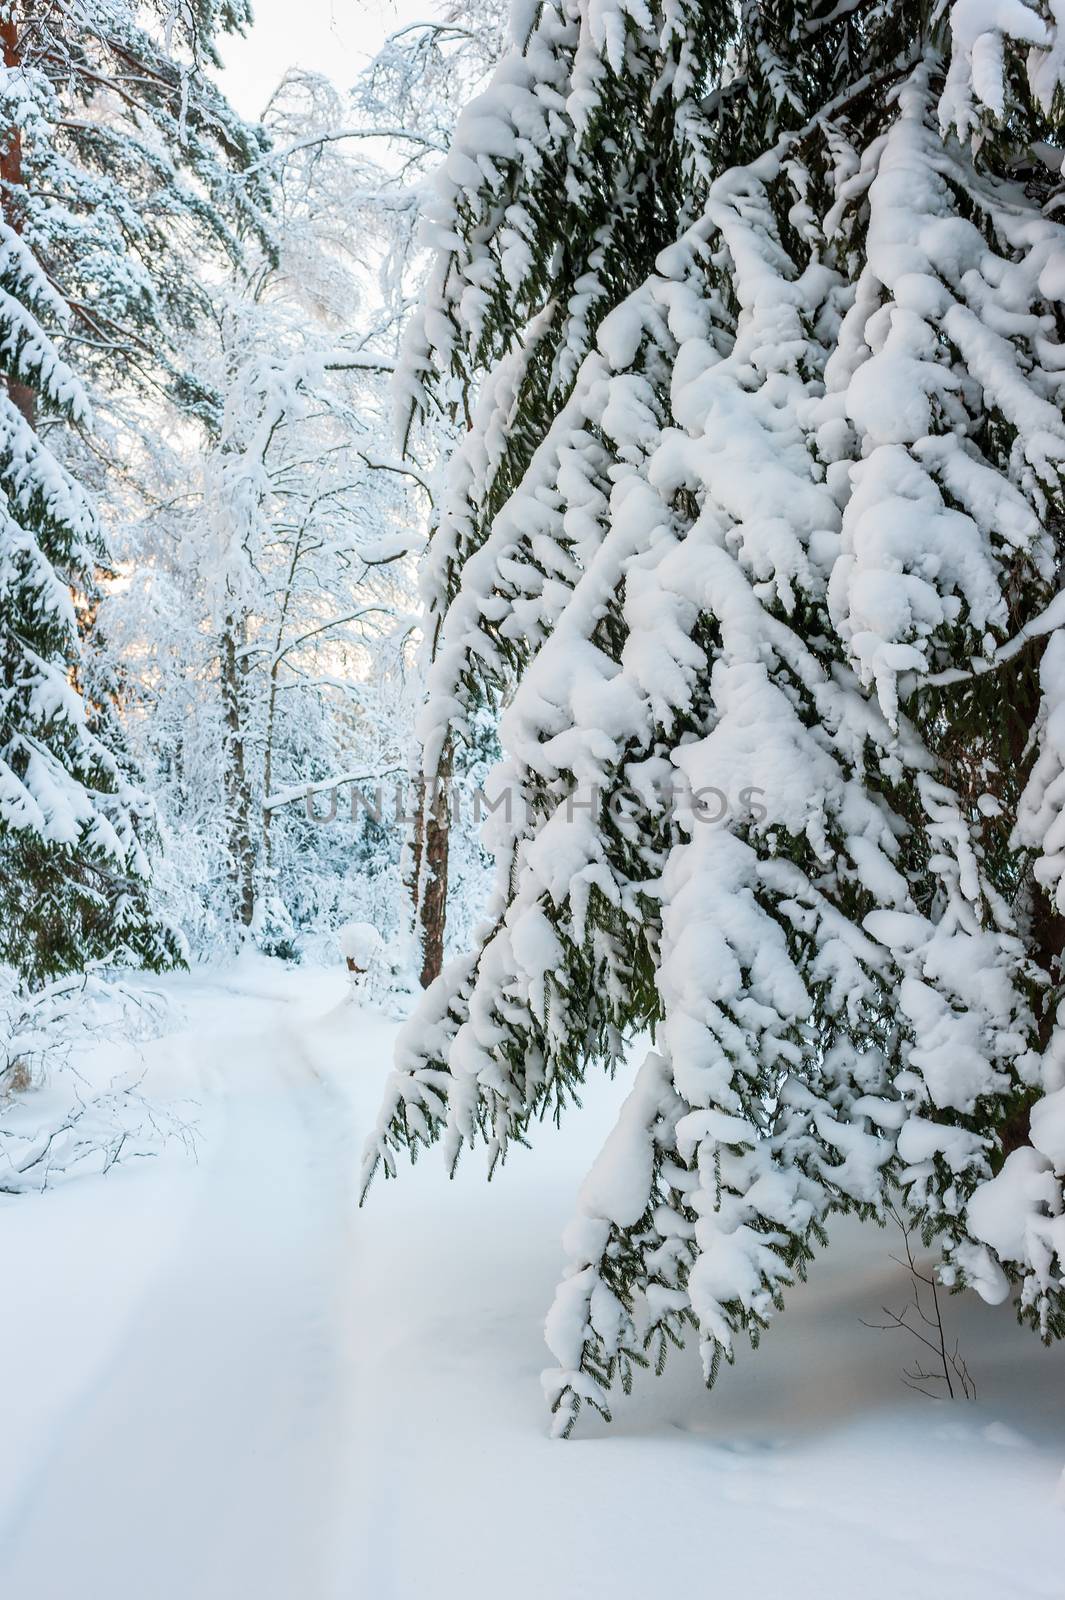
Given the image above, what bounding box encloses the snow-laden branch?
[244,126,448,175]
[263,765,405,812]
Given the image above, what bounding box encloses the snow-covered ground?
[0,956,1062,1600]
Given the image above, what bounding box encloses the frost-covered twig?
[0,969,196,1197]
[0,1076,197,1196]
[861,1207,976,1401]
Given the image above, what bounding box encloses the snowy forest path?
[0,974,361,1600]
[1,963,1063,1600]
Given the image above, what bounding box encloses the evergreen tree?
[398,0,743,777]
[0,0,269,984]
[1,0,269,415]
[365,0,1065,1433]
[0,233,179,984]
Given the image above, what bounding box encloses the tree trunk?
[411,738,452,989]
[262,657,278,883]
[1,8,35,429]
[220,612,256,928]
[262,524,306,879]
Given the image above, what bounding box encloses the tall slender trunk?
[410,737,452,989]
[262,524,307,879]
[262,687,275,877]
[220,611,255,928]
[1,7,35,428]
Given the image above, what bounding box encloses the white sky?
[218,0,431,117]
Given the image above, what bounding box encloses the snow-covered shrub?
[0,968,193,1196]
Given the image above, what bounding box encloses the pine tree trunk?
[1,8,35,429]
[220,613,255,928]
[412,739,451,989]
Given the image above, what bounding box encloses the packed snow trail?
[0,971,362,1600]
[1,958,1063,1600]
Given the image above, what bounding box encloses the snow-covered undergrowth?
[0,957,1061,1599]
[0,968,194,1196]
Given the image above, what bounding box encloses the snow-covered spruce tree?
[397,0,744,713]
[0,236,181,984]
[365,0,1065,1434]
[2,1,269,416]
[0,1,268,983]
[367,0,917,1416]
[389,0,750,987]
